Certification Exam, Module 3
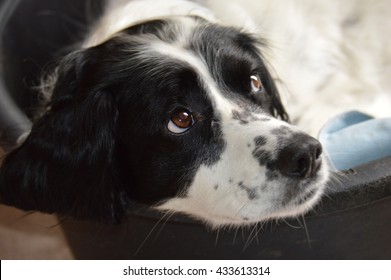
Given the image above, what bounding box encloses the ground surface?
[0,149,73,259]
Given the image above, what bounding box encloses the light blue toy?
[319,111,391,171]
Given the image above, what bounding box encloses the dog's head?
[0,17,329,226]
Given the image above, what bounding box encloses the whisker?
[215,228,220,247]
[301,215,312,248]
[232,226,239,245]
[243,223,259,251]
[133,211,173,256]
[152,211,176,243]
[282,218,301,229]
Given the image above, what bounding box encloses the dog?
[1,0,390,227]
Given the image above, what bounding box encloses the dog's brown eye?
[250,75,264,93]
[168,109,195,134]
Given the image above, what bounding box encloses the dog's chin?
[267,185,325,221]
[155,182,325,228]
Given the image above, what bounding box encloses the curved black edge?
[314,156,391,215]
[121,156,391,225]
[0,0,107,151]
[60,194,391,259]
[0,0,32,150]
[60,162,391,259]
[0,80,32,150]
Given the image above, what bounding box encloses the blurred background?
[0,0,106,260]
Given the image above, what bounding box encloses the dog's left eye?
[250,75,264,93]
[167,109,195,134]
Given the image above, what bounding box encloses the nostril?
[276,134,322,179]
[315,145,322,160]
[276,148,312,178]
[295,157,310,177]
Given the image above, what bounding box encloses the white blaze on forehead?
[147,39,240,119]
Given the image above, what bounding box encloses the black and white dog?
[1,0,389,226]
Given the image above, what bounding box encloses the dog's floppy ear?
[0,49,129,222]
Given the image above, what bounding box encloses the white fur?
[145,30,329,226]
[80,0,390,226]
[84,0,216,47]
[158,116,328,226]
[208,0,391,135]
[91,0,391,135]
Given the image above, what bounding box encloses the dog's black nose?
[276,134,322,178]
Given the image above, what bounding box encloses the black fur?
[0,19,287,222]
[190,23,288,121]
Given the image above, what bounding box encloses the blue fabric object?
[319,111,391,171]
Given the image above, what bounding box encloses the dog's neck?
[84,0,216,47]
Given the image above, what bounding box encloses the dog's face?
[0,17,329,226]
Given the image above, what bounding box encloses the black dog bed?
[1,0,390,259]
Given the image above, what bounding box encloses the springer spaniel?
[1,0,390,227]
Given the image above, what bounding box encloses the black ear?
[0,49,129,222]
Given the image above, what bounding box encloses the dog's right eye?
[167,109,195,134]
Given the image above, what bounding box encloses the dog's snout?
[276,134,322,178]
